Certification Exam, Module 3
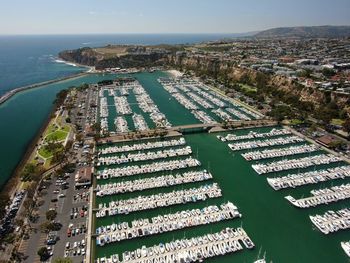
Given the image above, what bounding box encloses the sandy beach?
[166,69,183,78]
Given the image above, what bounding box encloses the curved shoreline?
[0,72,90,196]
[0,71,89,105]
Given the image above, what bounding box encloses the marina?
[96,146,193,166]
[115,116,129,133]
[228,135,304,151]
[95,202,241,245]
[191,110,215,124]
[99,137,186,154]
[95,227,254,263]
[251,154,342,175]
[98,78,172,134]
[267,166,350,190]
[114,96,132,115]
[158,77,261,124]
[95,170,213,196]
[212,108,234,122]
[310,208,350,234]
[217,128,292,142]
[95,183,222,217]
[82,73,350,262]
[132,113,149,131]
[242,144,319,161]
[285,183,350,208]
[96,157,201,180]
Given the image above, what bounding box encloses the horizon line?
[1,24,349,37]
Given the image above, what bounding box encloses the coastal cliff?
[59,46,171,70]
[167,54,349,111]
[59,47,350,117]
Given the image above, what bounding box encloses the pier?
[95,170,213,196]
[95,183,222,217]
[97,157,201,179]
[285,183,350,208]
[95,227,254,263]
[252,154,342,175]
[267,166,350,190]
[310,208,350,234]
[95,202,241,245]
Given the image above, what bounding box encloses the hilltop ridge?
[254,25,350,38]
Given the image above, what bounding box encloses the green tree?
[52,149,66,164]
[0,192,10,218]
[343,118,350,134]
[322,68,336,78]
[46,210,57,221]
[37,247,49,261]
[20,163,38,181]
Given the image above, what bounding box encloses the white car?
[65,242,70,249]
[73,241,77,248]
[81,248,85,255]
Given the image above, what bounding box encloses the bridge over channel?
[170,119,277,132]
[98,119,278,144]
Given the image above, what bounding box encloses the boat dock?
[310,208,350,234]
[228,135,304,151]
[285,183,350,208]
[252,154,342,175]
[267,166,350,190]
[95,170,213,196]
[96,146,193,166]
[95,183,222,217]
[95,227,254,263]
[96,157,201,179]
[217,128,291,142]
[242,144,318,161]
[98,137,186,155]
[95,202,241,245]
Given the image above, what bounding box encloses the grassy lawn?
[289,119,305,125]
[36,113,71,164]
[239,83,257,93]
[46,130,68,141]
[61,125,70,133]
[38,147,53,159]
[331,119,345,126]
[46,123,58,134]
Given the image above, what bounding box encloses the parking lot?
[19,166,91,263]
[49,175,90,263]
[16,85,97,263]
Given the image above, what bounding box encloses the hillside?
[254,25,350,38]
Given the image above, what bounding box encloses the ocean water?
[0,34,238,96]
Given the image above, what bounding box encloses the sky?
[1,0,350,35]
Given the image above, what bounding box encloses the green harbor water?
[93,72,350,263]
[1,71,349,262]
